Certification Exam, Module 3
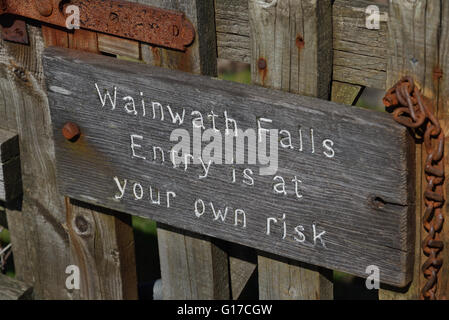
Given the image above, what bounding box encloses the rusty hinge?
[0,0,195,51]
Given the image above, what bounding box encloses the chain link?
[384,76,445,300]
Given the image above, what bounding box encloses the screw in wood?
[35,0,53,17]
[62,122,81,142]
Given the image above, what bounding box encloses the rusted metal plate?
[0,0,195,51]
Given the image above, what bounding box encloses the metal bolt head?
[34,0,53,17]
[62,122,81,142]
[258,58,267,70]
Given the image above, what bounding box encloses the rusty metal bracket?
[0,0,195,51]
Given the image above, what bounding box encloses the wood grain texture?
[42,26,138,300]
[333,0,388,90]
[331,81,363,105]
[227,243,257,299]
[215,0,251,64]
[214,0,387,89]
[249,0,332,99]
[66,199,137,299]
[98,34,141,60]
[157,224,229,299]
[0,24,71,299]
[137,0,230,300]
[258,253,332,299]
[0,274,33,300]
[215,0,256,298]
[249,0,333,300]
[44,47,414,286]
[379,0,440,300]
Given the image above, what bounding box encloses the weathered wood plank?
[216,0,256,298]
[249,0,334,300]
[157,224,229,299]
[66,198,138,299]
[44,46,414,286]
[214,0,388,89]
[333,0,388,90]
[138,0,229,300]
[258,253,332,299]
[215,0,251,64]
[0,274,33,300]
[249,0,332,99]
[98,34,141,60]
[42,25,138,300]
[331,81,363,106]
[227,244,257,299]
[0,24,70,299]
[137,0,230,299]
[379,0,440,300]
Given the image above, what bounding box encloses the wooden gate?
[0,0,448,300]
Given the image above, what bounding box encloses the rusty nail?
[62,122,81,142]
[296,34,305,49]
[35,0,53,17]
[258,58,267,70]
[434,66,443,80]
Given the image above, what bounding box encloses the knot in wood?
[74,215,90,235]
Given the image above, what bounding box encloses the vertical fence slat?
[66,200,138,299]
[0,25,71,299]
[140,0,230,299]
[379,0,440,300]
[248,0,333,299]
[40,27,139,300]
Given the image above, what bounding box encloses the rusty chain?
[383,76,445,300]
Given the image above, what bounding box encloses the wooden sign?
[43,47,414,287]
